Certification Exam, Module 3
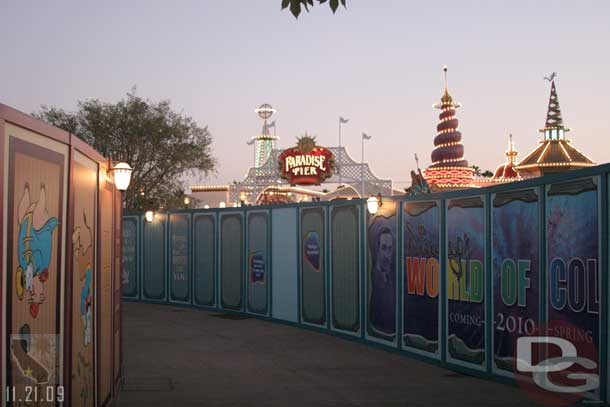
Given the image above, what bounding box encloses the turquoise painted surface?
[301,207,325,325]
[194,215,215,306]
[331,205,360,333]
[221,214,243,310]
[143,215,166,300]
[247,212,268,315]
[170,214,190,302]
[272,208,298,322]
[122,217,138,298]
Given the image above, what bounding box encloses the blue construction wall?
[122,163,610,403]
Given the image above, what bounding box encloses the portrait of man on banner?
[368,212,397,336]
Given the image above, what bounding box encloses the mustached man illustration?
[370,226,396,334]
[16,183,60,318]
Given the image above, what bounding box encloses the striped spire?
[544,81,564,129]
[540,80,569,140]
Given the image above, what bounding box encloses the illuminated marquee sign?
[278,135,334,185]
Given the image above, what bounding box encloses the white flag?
[339,116,349,124]
[362,132,371,140]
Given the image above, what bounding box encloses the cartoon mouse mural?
[15,183,60,318]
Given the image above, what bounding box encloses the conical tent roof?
[516,79,594,175]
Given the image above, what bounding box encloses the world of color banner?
[446,197,486,368]
[403,201,440,354]
[547,179,599,378]
[367,200,397,342]
[492,189,539,373]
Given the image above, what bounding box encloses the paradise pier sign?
[279,135,335,185]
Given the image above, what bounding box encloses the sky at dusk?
[2,1,609,188]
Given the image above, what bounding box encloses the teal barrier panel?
[365,198,398,345]
[330,204,361,336]
[220,212,244,310]
[247,210,270,315]
[546,177,600,401]
[142,213,167,301]
[121,163,610,402]
[403,200,441,357]
[272,207,298,322]
[300,207,326,327]
[193,213,216,307]
[446,196,486,371]
[122,215,140,299]
[169,213,191,304]
[491,188,539,376]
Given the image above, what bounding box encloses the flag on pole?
[362,132,371,140]
[339,116,349,124]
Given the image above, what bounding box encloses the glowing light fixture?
[111,162,133,191]
[145,210,154,223]
[367,195,381,215]
[219,201,226,208]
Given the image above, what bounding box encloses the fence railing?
[123,162,610,403]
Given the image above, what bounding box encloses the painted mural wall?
[123,163,610,403]
[1,103,123,407]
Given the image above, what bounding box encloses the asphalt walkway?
[117,302,541,407]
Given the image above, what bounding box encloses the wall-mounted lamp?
[111,162,133,191]
[367,193,383,215]
[219,201,226,208]
[145,210,155,223]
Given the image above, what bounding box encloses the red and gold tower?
[423,66,475,189]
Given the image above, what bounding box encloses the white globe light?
[366,196,379,215]
[219,201,226,208]
[112,162,133,191]
[145,210,154,222]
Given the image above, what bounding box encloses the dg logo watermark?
[513,320,599,406]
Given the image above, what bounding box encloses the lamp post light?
[111,162,133,192]
[219,201,226,208]
[361,133,371,197]
[366,193,383,216]
[109,161,133,389]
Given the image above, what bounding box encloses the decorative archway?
[230,147,392,204]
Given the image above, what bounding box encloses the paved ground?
[117,302,542,407]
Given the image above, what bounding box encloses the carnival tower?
[515,76,594,176]
[250,103,279,168]
[423,66,475,189]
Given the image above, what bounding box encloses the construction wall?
[124,162,610,403]
[1,103,123,406]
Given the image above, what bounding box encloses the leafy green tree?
[35,90,216,211]
[282,0,346,18]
